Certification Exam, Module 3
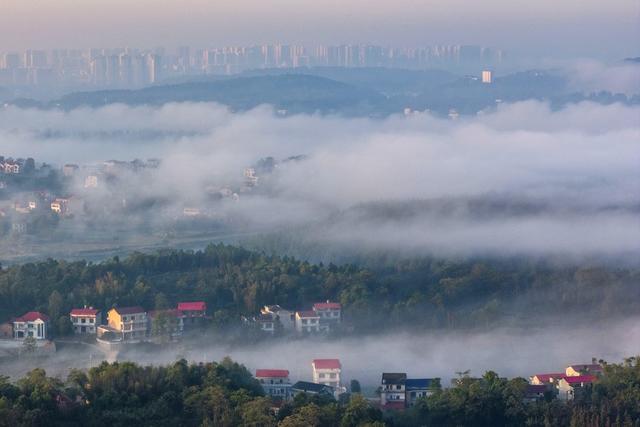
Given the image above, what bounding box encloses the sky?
[1,0,638,59]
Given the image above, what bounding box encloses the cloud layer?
[1,100,638,258]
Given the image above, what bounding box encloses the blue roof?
[406,378,436,389]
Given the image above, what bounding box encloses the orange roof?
[177,301,206,311]
[14,311,49,322]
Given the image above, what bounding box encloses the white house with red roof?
[177,301,207,327]
[557,375,597,400]
[255,369,292,400]
[70,307,102,335]
[312,359,342,390]
[13,311,49,340]
[312,301,341,332]
[295,310,320,334]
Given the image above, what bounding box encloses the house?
[1,160,20,174]
[557,375,597,400]
[84,175,98,188]
[312,301,341,332]
[291,381,334,397]
[98,307,147,342]
[177,301,207,327]
[380,373,407,410]
[295,311,320,334]
[261,305,295,331]
[530,373,565,385]
[565,364,603,377]
[405,378,439,406]
[312,359,342,389]
[524,384,549,402]
[0,322,13,339]
[51,198,70,214]
[256,369,292,400]
[148,309,184,340]
[70,307,102,334]
[13,311,49,340]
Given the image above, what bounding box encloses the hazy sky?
[1,0,638,58]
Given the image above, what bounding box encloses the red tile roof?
[14,311,49,322]
[177,301,206,311]
[313,359,341,369]
[563,375,597,385]
[532,373,565,382]
[313,301,341,310]
[113,306,145,315]
[256,369,290,378]
[70,308,100,316]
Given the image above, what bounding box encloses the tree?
[47,290,63,322]
[350,379,361,394]
[22,336,36,354]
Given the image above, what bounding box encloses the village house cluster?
[243,300,342,335]
[0,301,208,348]
[528,363,603,401]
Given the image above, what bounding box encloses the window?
[319,373,325,378]
[81,318,86,323]
[90,318,94,323]
[396,385,401,390]
[330,373,336,379]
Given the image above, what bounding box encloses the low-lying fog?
[2,317,639,387]
[1,100,639,260]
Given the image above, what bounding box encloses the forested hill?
[0,243,638,334]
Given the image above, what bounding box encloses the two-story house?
[255,369,292,400]
[70,307,102,334]
[103,307,147,342]
[177,301,207,327]
[312,359,342,389]
[13,311,49,340]
[380,373,407,410]
[261,305,295,331]
[557,375,597,400]
[295,311,320,334]
[405,378,439,406]
[312,301,341,332]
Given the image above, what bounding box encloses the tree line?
[0,243,638,336]
[1,356,639,426]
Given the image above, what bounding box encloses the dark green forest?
[1,356,639,426]
[1,243,639,336]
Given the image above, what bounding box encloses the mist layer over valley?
[0,100,638,263]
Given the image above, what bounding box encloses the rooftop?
[406,378,437,389]
[382,373,407,384]
[563,375,597,385]
[256,369,290,378]
[292,381,333,394]
[177,301,206,311]
[313,359,341,370]
[70,308,100,316]
[14,311,49,322]
[313,301,341,310]
[112,306,145,315]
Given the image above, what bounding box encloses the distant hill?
[52,74,387,114]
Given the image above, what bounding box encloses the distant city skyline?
[1,0,638,60]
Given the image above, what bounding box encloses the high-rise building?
[482,70,492,84]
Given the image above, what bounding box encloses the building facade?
[70,307,102,334]
[312,359,342,389]
[13,311,49,340]
[255,369,292,400]
[380,373,407,410]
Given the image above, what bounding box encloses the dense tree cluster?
[0,244,638,336]
[1,357,639,426]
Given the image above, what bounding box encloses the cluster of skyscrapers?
[0,44,503,90]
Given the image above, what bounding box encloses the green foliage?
[0,243,638,336]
